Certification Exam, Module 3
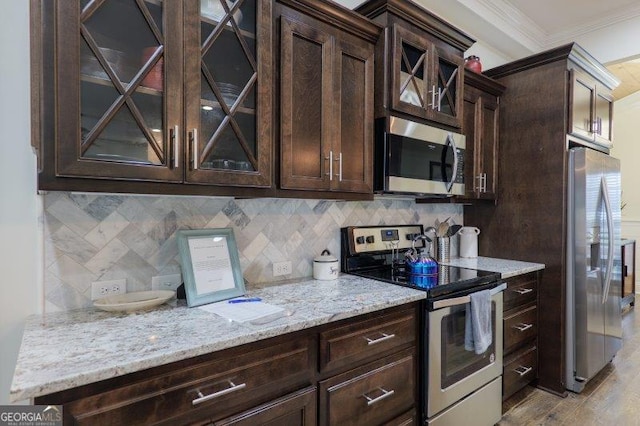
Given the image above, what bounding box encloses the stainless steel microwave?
[374,116,465,196]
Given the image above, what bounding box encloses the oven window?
[387,134,454,182]
[440,302,496,388]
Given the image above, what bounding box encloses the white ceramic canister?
[313,249,339,280]
[459,226,480,258]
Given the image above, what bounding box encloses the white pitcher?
[459,226,480,258]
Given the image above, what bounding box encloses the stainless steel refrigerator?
[566,147,622,393]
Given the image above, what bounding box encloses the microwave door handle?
[600,176,615,304]
[446,133,458,192]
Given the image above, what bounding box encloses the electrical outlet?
[91,279,127,300]
[151,273,182,291]
[273,260,292,277]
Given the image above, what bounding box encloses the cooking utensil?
[447,224,462,237]
[436,221,450,237]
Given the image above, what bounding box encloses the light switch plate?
[151,273,182,291]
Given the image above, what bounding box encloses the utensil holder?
[436,237,450,263]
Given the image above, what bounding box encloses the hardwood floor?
[500,306,640,425]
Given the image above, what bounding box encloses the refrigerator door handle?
[601,176,615,304]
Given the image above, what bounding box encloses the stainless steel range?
[341,225,505,425]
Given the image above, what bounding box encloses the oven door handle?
[432,282,506,309]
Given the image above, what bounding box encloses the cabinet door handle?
[363,387,395,406]
[512,323,533,332]
[513,288,533,295]
[335,152,342,181]
[428,84,437,110]
[190,128,198,170]
[192,380,246,406]
[364,332,395,345]
[171,125,179,169]
[513,365,533,377]
[325,151,333,181]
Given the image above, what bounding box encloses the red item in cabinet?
[141,47,163,91]
[465,55,482,73]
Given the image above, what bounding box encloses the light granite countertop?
[10,256,544,402]
[10,274,425,402]
[441,256,545,278]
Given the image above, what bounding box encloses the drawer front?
[214,386,317,426]
[504,304,537,353]
[503,273,538,312]
[319,307,417,374]
[319,349,416,426]
[64,337,315,425]
[383,409,417,426]
[503,345,537,400]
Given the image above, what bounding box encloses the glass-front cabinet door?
[391,25,464,129]
[184,0,272,187]
[56,0,183,181]
[431,46,464,128]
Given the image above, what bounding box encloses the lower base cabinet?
[502,272,540,402]
[319,349,416,425]
[35,303,419,426]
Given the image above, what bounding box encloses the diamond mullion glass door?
[57,0,182,181]
[184,0,272,187]
[391,24,432,120]
[430,46,464,128]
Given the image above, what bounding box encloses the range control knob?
[355,236,365,244]
[365,235,375,244]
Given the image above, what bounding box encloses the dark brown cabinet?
[465,43,618,395]
[462,71,505,200]
[502,271,539,401]
[569,68,614,149]
[35,303,419,425]
[277,1,377,194]
[34,0,273,193]
[356,0,474,129]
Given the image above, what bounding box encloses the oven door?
[426,290,503,418]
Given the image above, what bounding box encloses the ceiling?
[503,0,640,99]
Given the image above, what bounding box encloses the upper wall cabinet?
[462,71,505,201]
[569,67,615,150]
[32,0,273,195]
[356,0,474,129]
[275,0,380,195]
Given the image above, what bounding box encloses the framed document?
[177,228,246,307]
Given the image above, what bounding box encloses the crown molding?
[456,0,545,51]
[545,2,640,46]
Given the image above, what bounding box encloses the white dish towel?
[464,289,492,355]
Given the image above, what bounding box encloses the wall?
[0,1,41,405]
[611,91,640,291]
[43,192,461,311]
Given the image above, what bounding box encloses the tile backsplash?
[43,192,462,311]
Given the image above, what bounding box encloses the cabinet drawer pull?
[513,365,533,377]
[192,380,246,406]
[364,333,395,345]
[513,288,533,295]
[512,323,533,332]
[363,387,395,406]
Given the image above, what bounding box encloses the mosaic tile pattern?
[43,192,462,311]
